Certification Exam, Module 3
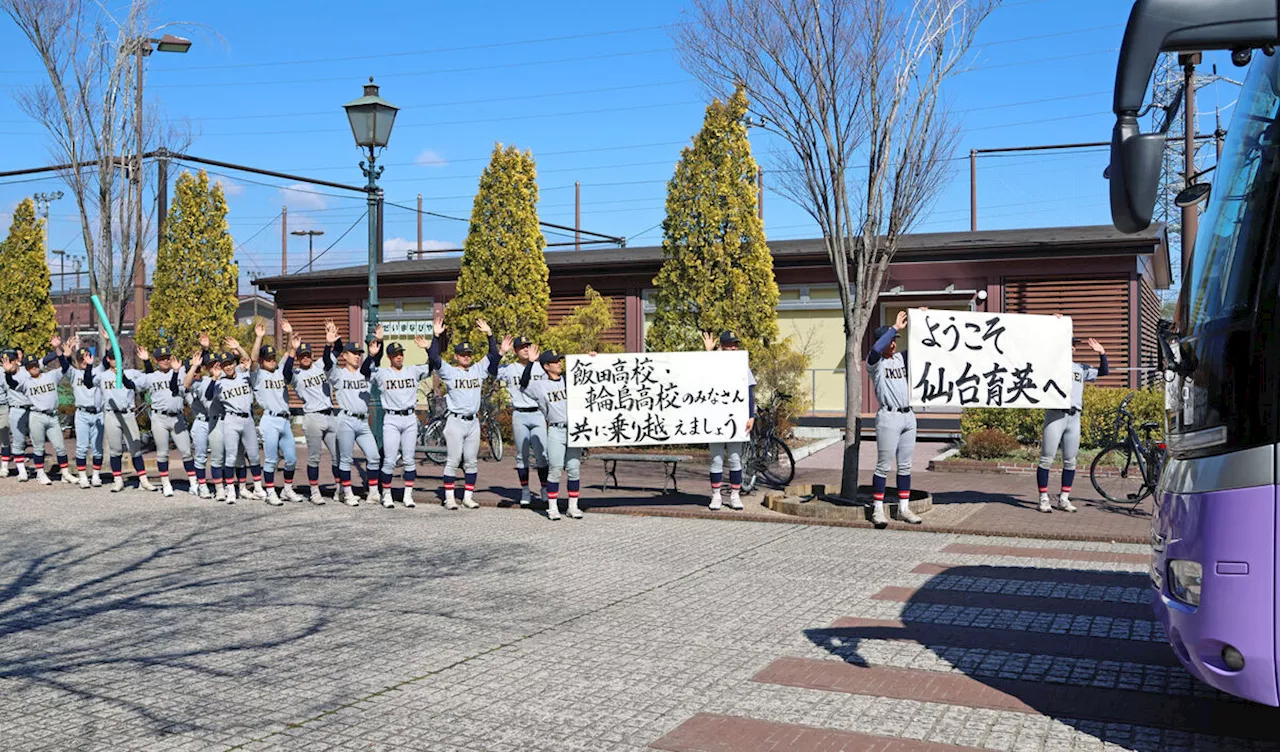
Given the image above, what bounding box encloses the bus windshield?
[1184,52,1280,334]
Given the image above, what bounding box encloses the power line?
[297,211,368,273]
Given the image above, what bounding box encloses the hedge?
[960,385,1164,451]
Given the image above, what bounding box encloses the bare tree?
[2,0,191,337]
[676,0,997,497]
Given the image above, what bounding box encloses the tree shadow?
[0,514,536,745]
[801,564,1279,745]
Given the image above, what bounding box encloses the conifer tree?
[647,88,779,353]
[0,198,57,353]
[136,171,239,354]
[445,144,550,351]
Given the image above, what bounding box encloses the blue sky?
[0,0,1241,288]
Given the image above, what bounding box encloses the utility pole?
[757,169,764,220]
[291,229,324,271]
[575,182,581,251]
[417,193,423,257]
[1180,51,1201,276]
[969,150,978,231]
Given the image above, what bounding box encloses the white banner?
[565,351,751,448]
[905,310,1072,409]
[380,320,434,337]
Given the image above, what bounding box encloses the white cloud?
[280,183,328,211]
[384,237,456,255]
[216,178,245,197]
[415,148,448,168]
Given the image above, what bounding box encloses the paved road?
[0,482,1270,751]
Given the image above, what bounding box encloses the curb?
[789,435,843,463]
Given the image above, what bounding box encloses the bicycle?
[417,390,504,464]
[478,391,504,463]
[1089,392,1167,510]
[741,392,796,493]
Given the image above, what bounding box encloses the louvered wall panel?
[1004,276,1130,389]
[1139,278,1162,387]
[547,291,627,346]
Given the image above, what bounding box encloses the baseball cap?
[454,342,474,356]
[1,347,17,360]
[873,325,898,342]
[259,345,277,360]
[75,347,91,359]
[719,330,741,346]
[20,354,39,368]
[296,342,313,356]
[220,351,239,364]
[538,349,565,365]
[512,336,533,350]
[341,342,364,354]
[154,345,173,359]
[386,342,405,356]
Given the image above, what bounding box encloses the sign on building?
[379,319,434,337]
[906,309,1072,410]
[565,352,751,448]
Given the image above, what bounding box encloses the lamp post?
[343,77,398,444]
[130,33,191,325]
[291,229,325,270]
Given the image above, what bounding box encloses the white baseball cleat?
[214,484,226,501]
[567,500,584,519]
[36,469,52,485]
[308,487,326,505]
[1058,494,1078,513]
[546,499,562,521]
[252,481,267,500]
[61,468,76,484]
[110,476,124,493]
[0,460,8,477]
[91,470,102,487]
[138,476,157,492]
[728,490,743,510]
[186,478,199,496]
[520,487,532,507]
[16,465,29,482]
[381,488,395,509]
[871,506,888,529]
[340,487,360,507]
[443,494,459,510]
[461,490,479,509]
[1038,494,1052,513]
[161,478,174,497]
[265,489,283,506]
[225,484,237,504]
[198,484,213,500]
[78,471,90,489]
[708,491,722,511]
[897,503,922,525]
[281,486,304,503]
[402,488,416,508]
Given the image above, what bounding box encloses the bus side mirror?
[1109,118,1166,233]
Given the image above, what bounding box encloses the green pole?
[89,294,123,388]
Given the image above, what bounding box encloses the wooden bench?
[590,452,693,495]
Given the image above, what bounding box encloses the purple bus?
[1110,0,1280,706]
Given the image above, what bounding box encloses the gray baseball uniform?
[368,355,432,477]
[253,365,296,474]
[94,365,145,460]
[68,361,103,464]
[709,366,757,477]
[329,362,379,475]
[1040,357,1109,473]
[868,327,915,478]
[136,367,193,463]
[8,366,66,461]
[428,335,500,477]
[499,361,548,470]
[521,368,579,484]
[287,352,338,473]
[213,367,260,468]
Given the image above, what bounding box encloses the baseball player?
[87,348,155,493]
[280,318,339,504]
[135,343,198,497]
[3,338,70,485]
[427,313,500,510]
[6,346,34,481]
[497,335,548,506]
[1038,322,1109,513]
[210,342,266,503]
[248,323,303,506]
[322,320,380,506]
[185,344,224,499]
[0,346,11,479]
[702,331,757,511]
[867,310,922,528]
[518,345,584,520]
[66,339,104,488]
[365,324,433,509]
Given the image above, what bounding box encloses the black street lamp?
[343,77,398,444]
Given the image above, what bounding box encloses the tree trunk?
[840,334,863,499]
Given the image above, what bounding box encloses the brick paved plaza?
[1,472,1273,752]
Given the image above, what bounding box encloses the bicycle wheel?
[418,418,448,465]
[760,436,796,487]
[740,439,760,493]
[1091,444,1150,505]
[485,419,503,462]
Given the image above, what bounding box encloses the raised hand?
[527,343,540,363]
[324,319,338,344]
[254,321,266,337]
[279,319,293,335]
[136,345,150,361]
[432,312,446,337]
[368,339,382,356]
[1087,337,1106,354]
[190,349,203,368]
[475,318,492,335]
[414,335,429,350]
[50,334,62,350]
[83,351,95,366]
[223,337,241,353]
[68,334,80,352]
[701,331,716,352]
[894,310,908,330]
[199,332,211,349]
[210,362,224,379]
[290,335,302,352]
[500,335,513,355]
[374,323,385,341]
